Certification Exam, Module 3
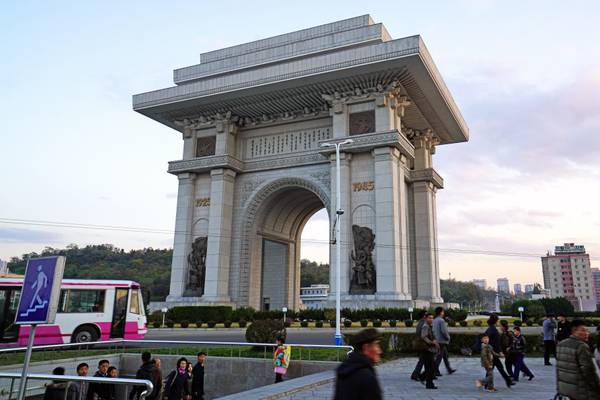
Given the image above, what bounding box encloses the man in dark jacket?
[484,314,514,388]
[88,360,110,400]
[410,310,428,380]
[556,314,571,343]
[44,367,68,400]
[334,328,382,400]
[500,320,515,376]
[129,352,162,400]
[191,352,206,400]
[419,313,440,389]
[556,319,600,400]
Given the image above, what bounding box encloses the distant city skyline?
[2,2,600,288]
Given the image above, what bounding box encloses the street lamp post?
[518,306,524,322]
[321,138,353,346]
[161,307,168,328]
[408,307,414,322]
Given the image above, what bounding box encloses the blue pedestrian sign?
[15,256,65,325]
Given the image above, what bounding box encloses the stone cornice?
[408,168,444,189]
[318,130,415,160]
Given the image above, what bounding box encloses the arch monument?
[133,15,469,310]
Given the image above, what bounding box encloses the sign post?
[282,307,288,325]
[15,256,65,400]
[518,306,524,322]
[408,307,414,322]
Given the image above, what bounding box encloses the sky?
[1,1,600,290]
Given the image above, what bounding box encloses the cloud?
[0,228,62,244]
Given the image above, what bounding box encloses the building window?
[58,289,105,313]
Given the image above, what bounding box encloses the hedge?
[168,306,232,323]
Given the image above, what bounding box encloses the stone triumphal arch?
[133,15,469,310]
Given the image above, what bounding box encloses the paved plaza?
[283,357,556,400]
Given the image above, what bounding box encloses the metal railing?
[0,372,153,400]
[0,339,353,362]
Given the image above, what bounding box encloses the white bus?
[0,277,147,345]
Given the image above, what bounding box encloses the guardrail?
[0,339,353,362]
[0,372,153,400]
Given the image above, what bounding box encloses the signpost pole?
[16,324,37,400]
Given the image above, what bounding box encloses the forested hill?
[7,244,172,300]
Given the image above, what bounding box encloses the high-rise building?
[592,268,600,307]
[497,278,510,293]
[542,243,597,311]
[514,283,523,295]
[524,284,534,294]
[472,279,487,290]
[0,259,8,275]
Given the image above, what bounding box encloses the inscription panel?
[244,127,331,160]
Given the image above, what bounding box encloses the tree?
[300,259,329,286]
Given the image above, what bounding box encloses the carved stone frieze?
[350,224,376,294]
[186,236,207,296]
[408,168,444,189]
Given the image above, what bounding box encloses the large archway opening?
[246,183,329,311]
[300,209,330,305]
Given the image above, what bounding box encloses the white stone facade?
[133,15,469,310]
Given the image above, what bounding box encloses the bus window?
[0,288,20,342]
[58,289,105,313]
[129,289,140,314]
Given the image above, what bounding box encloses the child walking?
[476,334,499,392]
[512,326,534,381]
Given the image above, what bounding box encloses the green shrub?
[283,320,292,328]
[330,320,336,327]
[324,309,336,322]
[207,321,216,328]
[448,320,456,327]
[343,319,352,328]
[389,319,397,327]
[513,319,522,327]
[238,320,247,328]
[445,309,468,322]
[232,306,256,322]
[525,319,533,326]
[152,321,161,328]
[166,320,174,328]
[168,306,232,323]
[373,319,382,328]
[245,319,286,344]
[224,320,232,328]
[300,320,309,328]
[459,320,468,327]
[195,321,203,328]
[360,319,369,327]
[473,320,483,327]
[315,320,324,328]
[404,320,414,328]
[180,320,189,328]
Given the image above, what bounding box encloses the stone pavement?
[282,357,557,400]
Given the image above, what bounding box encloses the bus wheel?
[72,326,98,343]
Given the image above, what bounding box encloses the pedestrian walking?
[500,320,515,376]
[484,314,514,388]
[433,307,456,376]
[191,352,206,400]
[129,352,162,400]
[164,358,192,400]
[334,328,383,400]
[418,313,439,389]
[66,363,89,400]
[476,334,498,392]
[88,359,111,400]
[410,310,427,381]
[43,367,68,400]
[543,313,557,365]
[556,314,571,343]
[556,319,600,399]
[511,327,534,381]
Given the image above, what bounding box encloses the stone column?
[373,147,410,298]
[412,132,443,302]
[329,152,352,299]
[331,100,348,138]
[167,172,195,301]
[182,127,195,159]
[203,168,236,303]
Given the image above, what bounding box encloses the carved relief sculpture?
[350,225,376,294]
[187,237,207,296]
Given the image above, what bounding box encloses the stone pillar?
[331,100,348,138]
[203,168,236,303]
[329,152,352,298]
[412,132,443,302]
[167,172,195,301]
[182,127,195,159]
[373,147,410,299]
